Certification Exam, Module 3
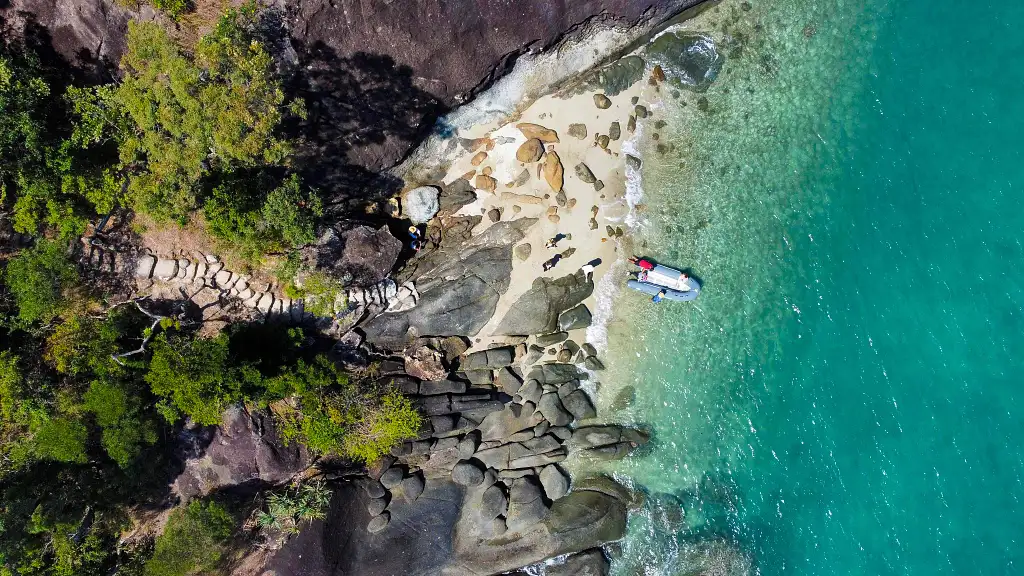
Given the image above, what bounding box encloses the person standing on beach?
[546,233,569,249]
[580,263,596,282]
[543,254,562,271]
[652,289,667,303]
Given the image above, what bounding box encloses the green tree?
[82,379,158,468]
[70,5,301,221]
[31,417,87,464]
[203,173,322,260]
[145,333,243,425]
[2,239,78,324]
[144,500,235,576]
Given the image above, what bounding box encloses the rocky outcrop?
[336,225,403,285]
[172,406,311,500]
[362,219,536,346]
[494,271,593,336]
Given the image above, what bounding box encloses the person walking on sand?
[652,288,667,303]
[543,254,562,271]
[580,263,596,282]
[629,255,655,271]
[546,233,569,249]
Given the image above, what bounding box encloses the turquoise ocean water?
[592,0,1024,574]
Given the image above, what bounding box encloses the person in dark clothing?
[652,289,667,303]
[408,225,423,252]
[545,233,569,249]
[542,254,562,271]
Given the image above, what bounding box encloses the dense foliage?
[143,500,235,576]
[0,4,413,575]
[257,481,331,534]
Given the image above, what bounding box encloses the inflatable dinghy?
[627,280,700,302]
[640,265,700,292]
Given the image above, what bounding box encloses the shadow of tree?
[287,41,450,212]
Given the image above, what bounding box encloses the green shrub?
[3,239,78,323]
[152,0,190,18]
[144,500,235,576]
[267,357,420,462]
[257,481,331,534]
[290,272,345,318]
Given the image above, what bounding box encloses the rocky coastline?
[2,0,736,573]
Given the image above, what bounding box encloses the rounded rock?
[367,497,388,516]
[452,460,485,486]
[379,466,404,489]
[367,512,391,534]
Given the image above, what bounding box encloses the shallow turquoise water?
[598,0,1024,574]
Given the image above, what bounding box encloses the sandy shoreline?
[437,75,667,354]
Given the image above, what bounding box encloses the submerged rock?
[580,55,646,96]
[646,31,724,93]
[548,549,610,576]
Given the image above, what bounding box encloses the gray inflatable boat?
[627,279,700,301]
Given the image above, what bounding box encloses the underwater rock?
[646,32,724,92]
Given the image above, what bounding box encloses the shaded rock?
[515,243,532,261]
[608,121,621,141]
[153,259,178,280]
[495,367,524,395]
[477,402,543,441]
[364,481,387,499]
[337,225,403,286]
[398,472,426,502]
[634,104,648,119]
[561,390,597,421]
[539,393,574,426]
[558,304,593,331]
[593,93,612,109]
[524,345,545,366]
[557,349,573,363]
[597,135,609,150]
[452,461,485,486]
[404,346,448,381]
[647,31,724,93]
[518,379,543,406]
[380,467,405,489]
[569,426,650,450]
[574,162,597,184]
[171,407,311,500]
[403,186,441,223]
[567,123,588,139]
[487,208,502,222]
[480,484,509,519]
[539,464,570,501]
[474,444,511,470]
[363,219,534,346]
[511,168,531,187]
[368,512,391,534]
[463,346,515,370]
[627,115,636,133]
[543,150,564,192]
[439,178,478,215]
[516,138,545,162]
[580,55,646,96]
[506,476,549,532]
[475,174,498,191]
[625,154,642,170]
[384,375,419,395]
[584,356,605,370]
[134,255,156,278]
[457,432,480,459]
[581,343,597,357]
[517,123,559,143]
[555,190,568,207]
[495,272,593,336]
[527,363,582,386]
[548,549,610,576]
[462,369,494,386]
[368,497,389,516]
[419,379,467,395]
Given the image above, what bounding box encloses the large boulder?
[363,219,536,346]
[403,185,441,223]
[172,406,312,500]
[547,549,610,576]
[336,225,403,285]
[558,304,593,331]
[494,272,593,336]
